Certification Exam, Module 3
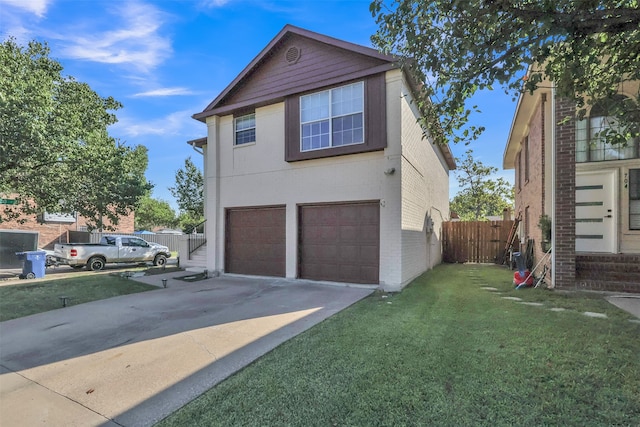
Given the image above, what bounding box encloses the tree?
[370,1,640,145]
[449,150,513,221]
[135,196,177,231]
[169,157,204,231]
[0,38,151,230]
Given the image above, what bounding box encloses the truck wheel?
[153,254,167,266]
[87,257,106,271]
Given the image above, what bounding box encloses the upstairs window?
[300,81,364,152]
[235,113,256,145]
[576,96,639,162]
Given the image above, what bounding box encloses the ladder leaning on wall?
[502,215,521,266]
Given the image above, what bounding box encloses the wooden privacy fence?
[442,220,515,264]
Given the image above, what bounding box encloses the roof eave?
[194,24,397,120]
[401,68,456,170]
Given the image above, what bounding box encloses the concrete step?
[576,279,640,293]
[185,266,207,274]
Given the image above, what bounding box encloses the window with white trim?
[300,81,364,151]
[235,113,256,145]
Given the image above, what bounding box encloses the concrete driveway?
[0,274,374,426]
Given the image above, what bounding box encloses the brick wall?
[554,98,576,287]
[1,205,135,249]
[576,254,640,292]
[514,98,547,271]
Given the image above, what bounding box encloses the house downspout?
[190,141,204,155]
[550,82,557,289]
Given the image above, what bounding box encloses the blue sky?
[1,0,515,210]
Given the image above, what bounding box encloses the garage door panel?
[360,225,379,240]
[301,262,338,280]
[339,245,359,259]
[359,245,379,263]
[339,264,360,280]
[299,202,379,284]
[339,225,358,240]
[338,207,360,224]
[302,244,338,262]
[360,266,379,283]
[226,207,286,277]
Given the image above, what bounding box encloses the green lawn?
[0,274,158,321]
[158,264,640,426]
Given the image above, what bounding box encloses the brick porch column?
[554,98,576,287]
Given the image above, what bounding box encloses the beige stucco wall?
[201,69,451,290]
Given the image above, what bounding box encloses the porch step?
[189,254,206,263]
[185,267,207,274]
[575,279,640,293]
[575,254,640,293]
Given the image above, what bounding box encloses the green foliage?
[135,196,177,231]
[177,212,204,234]
[370,0,640,145]
[0,38,151,230]
[169,157,204,228]
[450,150,513,220]
[538,214,552,241]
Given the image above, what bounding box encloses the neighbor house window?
[630,169,640,230]
[576,96,639,162]
[300,81,364,151]
[235,113,256,145]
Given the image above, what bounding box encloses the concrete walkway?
[0,274,374,426]
[606,294,640,319]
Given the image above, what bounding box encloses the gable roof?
[503,70,552,169]
[193,24,397,121]
[191,24,456,170]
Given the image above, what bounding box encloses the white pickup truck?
[54,235,171,271]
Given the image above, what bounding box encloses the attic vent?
[285,46,301,65]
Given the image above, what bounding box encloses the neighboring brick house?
[0,200,135,250]
[504,75,640,292]
[189,25,456,291]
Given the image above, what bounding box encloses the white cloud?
[112,109,200,139]
[200,0,231,7]
[2,0,52,17]
[132,87,196,98]
[0,20,31,43]
[58,2,171,71]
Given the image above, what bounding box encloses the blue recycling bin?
[512,251,526,276]
[15,250,46,279]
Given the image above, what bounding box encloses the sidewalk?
[606,294,640,319]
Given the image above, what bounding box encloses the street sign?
[0,198,16,205]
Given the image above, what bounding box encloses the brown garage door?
[299,202,379,284]
[226,206,286,277]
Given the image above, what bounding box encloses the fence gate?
[442,220,514,264]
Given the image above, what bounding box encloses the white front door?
[575,170,616,253]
